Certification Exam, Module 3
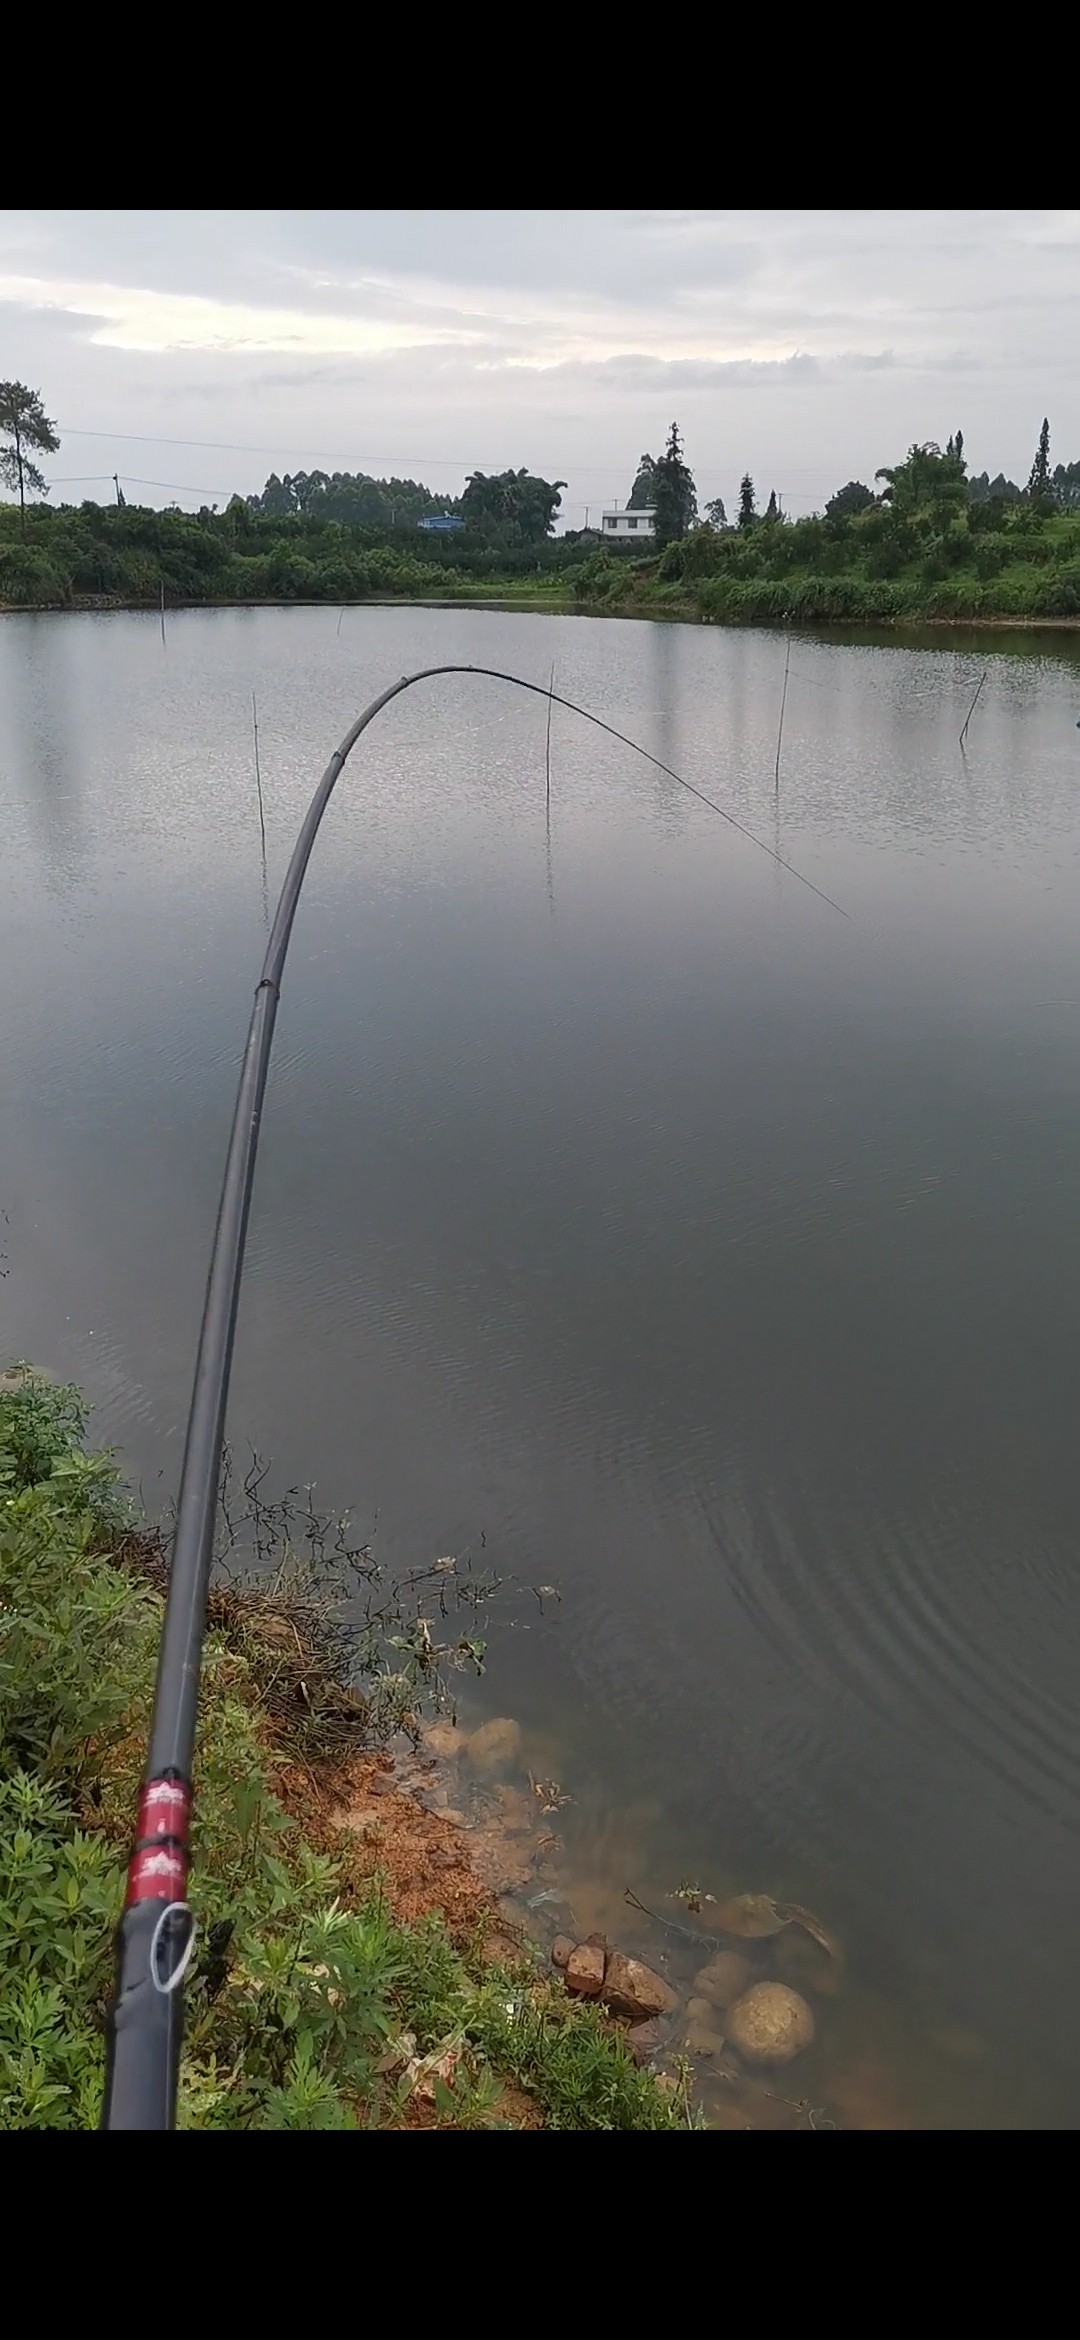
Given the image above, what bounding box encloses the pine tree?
[0,381,60,536]
[650,421,698,546]
[737,474,757,529]
[764,490,778,522]
[1027,417,1052,503]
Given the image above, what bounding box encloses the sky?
[3,209,1079,525]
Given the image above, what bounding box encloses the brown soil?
[275,1745,511,1944]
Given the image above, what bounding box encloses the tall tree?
[650,422,697,546]
[0,381,60,535]
[764,489,779,522]
[737,473,757,529]
[703,496,727,530]
[1027,417,1052,503]
[875,441,967,515]
[461,467,565,542]
[628,455,658,509]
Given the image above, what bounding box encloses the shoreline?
[4,591,1080,633]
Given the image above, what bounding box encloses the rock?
[550,1935,575,1971]
[693,1951,753,2009]
[492,1784,535,1835]
[684,2022,725,2057]
[624,2020,664,2065]
[565,1941,606,1997]
[602,1951,678,2020]
[466,1717,523,1773]
[715,1893,790,1939]
[423,1719,464,1762]
[772,1928,842,1998]
[726,1982,815,2066]
[685,1996,715,2023]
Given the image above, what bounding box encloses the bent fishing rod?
[100,661,844,2131]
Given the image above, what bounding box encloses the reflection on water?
[4,605,1080,2127]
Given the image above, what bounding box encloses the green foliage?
[572,549,634,602]
[1052,461,1080,512]
[968,470,1022,506]
[1028,416,1053,505]
[0,382,60,533]
[460,467,565,544]
[628,454,658,510]
[0,1371,680,2131]
[737,473,757,529]
[825,480,875,521]
[875,439,968,516]
[649,422,697,547]
[248,470,456,530]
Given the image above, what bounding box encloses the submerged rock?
[693,1951,753,2009]
[624,2019,664,2065]
[684,2021,726,2057]
[423,1719,464,1762]
[550,1935,575,1971]
[602,1951,677,2021]
[466,1717,524,1773]
[727,1982,815,2066]
[772,1927,842,1998]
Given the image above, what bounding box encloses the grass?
[0,1368,689,2130]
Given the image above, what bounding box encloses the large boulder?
[726,1982,815,2066]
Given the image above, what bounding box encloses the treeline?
[0,497,593,609]
[577,437,1080,623]
[248,464,565,545]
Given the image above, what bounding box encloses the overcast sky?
[3,209,1078,523]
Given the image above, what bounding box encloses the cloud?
[3,211,1080,520]
[497,350,902,391]
[0,273,487,358]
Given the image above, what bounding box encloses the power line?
[54,423,849,486]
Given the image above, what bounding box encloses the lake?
[4,602,1080,2127]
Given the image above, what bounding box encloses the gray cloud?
[2,210,1078,521]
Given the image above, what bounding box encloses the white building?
[599,506,656,542]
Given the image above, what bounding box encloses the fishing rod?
[100,661,844,2131]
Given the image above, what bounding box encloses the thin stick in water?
[252,691,269,920]
[959,670,987,748]
[544,661,556,920]
[159,579,166,646]
[336,605,345,637]
[774,636,792,793]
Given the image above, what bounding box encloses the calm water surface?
[4,605,1080,2126]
